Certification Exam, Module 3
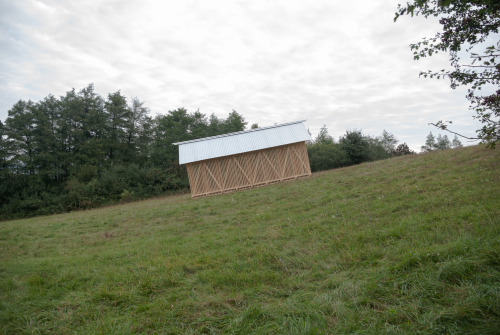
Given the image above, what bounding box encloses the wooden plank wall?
[186,141,311,198]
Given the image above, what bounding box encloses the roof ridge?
[173,119,307,145]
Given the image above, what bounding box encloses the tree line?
[0,84,246,219]
[420,132,463,152]
[306,127,463,173]
[0,84,465,219]
[306,127,415,173]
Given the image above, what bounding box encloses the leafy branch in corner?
[395,0,500,148]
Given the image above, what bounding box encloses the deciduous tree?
[421,132,437,152]
[379,130,398,154]
[339,130,371,164]
[315,125,334,145]
[451,134,463,148]
[221,110,247,133]
[435,133,451,150]
[395,0,500,147]
[394,143,415,155]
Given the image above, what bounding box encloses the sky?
[0,0,483,151]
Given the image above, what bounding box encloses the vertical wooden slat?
[252,151,259,184]
[190,163,198,196]
[216,157,225,191]
[189,162,203,197]
[186,164,195,195]
[281,146,289,179]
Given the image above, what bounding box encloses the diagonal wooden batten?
[262,151,280,179]
[232,156,253,186]
[291,144,308,173]
[204,161,223,191]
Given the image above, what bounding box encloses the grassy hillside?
[1,145,499,334]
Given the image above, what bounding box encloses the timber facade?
[186,141,311,197]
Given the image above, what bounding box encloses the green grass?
[1,145,499,334]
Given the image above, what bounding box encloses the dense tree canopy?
[307,128,414,173]
[395,0,500,147]
[0,84,247,219]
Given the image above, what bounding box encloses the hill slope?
[1,145,499,334]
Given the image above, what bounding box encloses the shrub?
[307,143,350,172]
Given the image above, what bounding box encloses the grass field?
[1,145,499,334]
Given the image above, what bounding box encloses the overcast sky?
[0,0,482,150]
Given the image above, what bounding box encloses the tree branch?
[461,65,497,68]
[429,123,480,141]
[471,54,500,58]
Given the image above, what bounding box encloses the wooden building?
[174,120,312,198]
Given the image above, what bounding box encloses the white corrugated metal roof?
[174,120,311,165]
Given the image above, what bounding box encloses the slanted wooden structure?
[174,120,312,198]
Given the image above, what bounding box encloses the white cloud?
[0,0,481,151]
